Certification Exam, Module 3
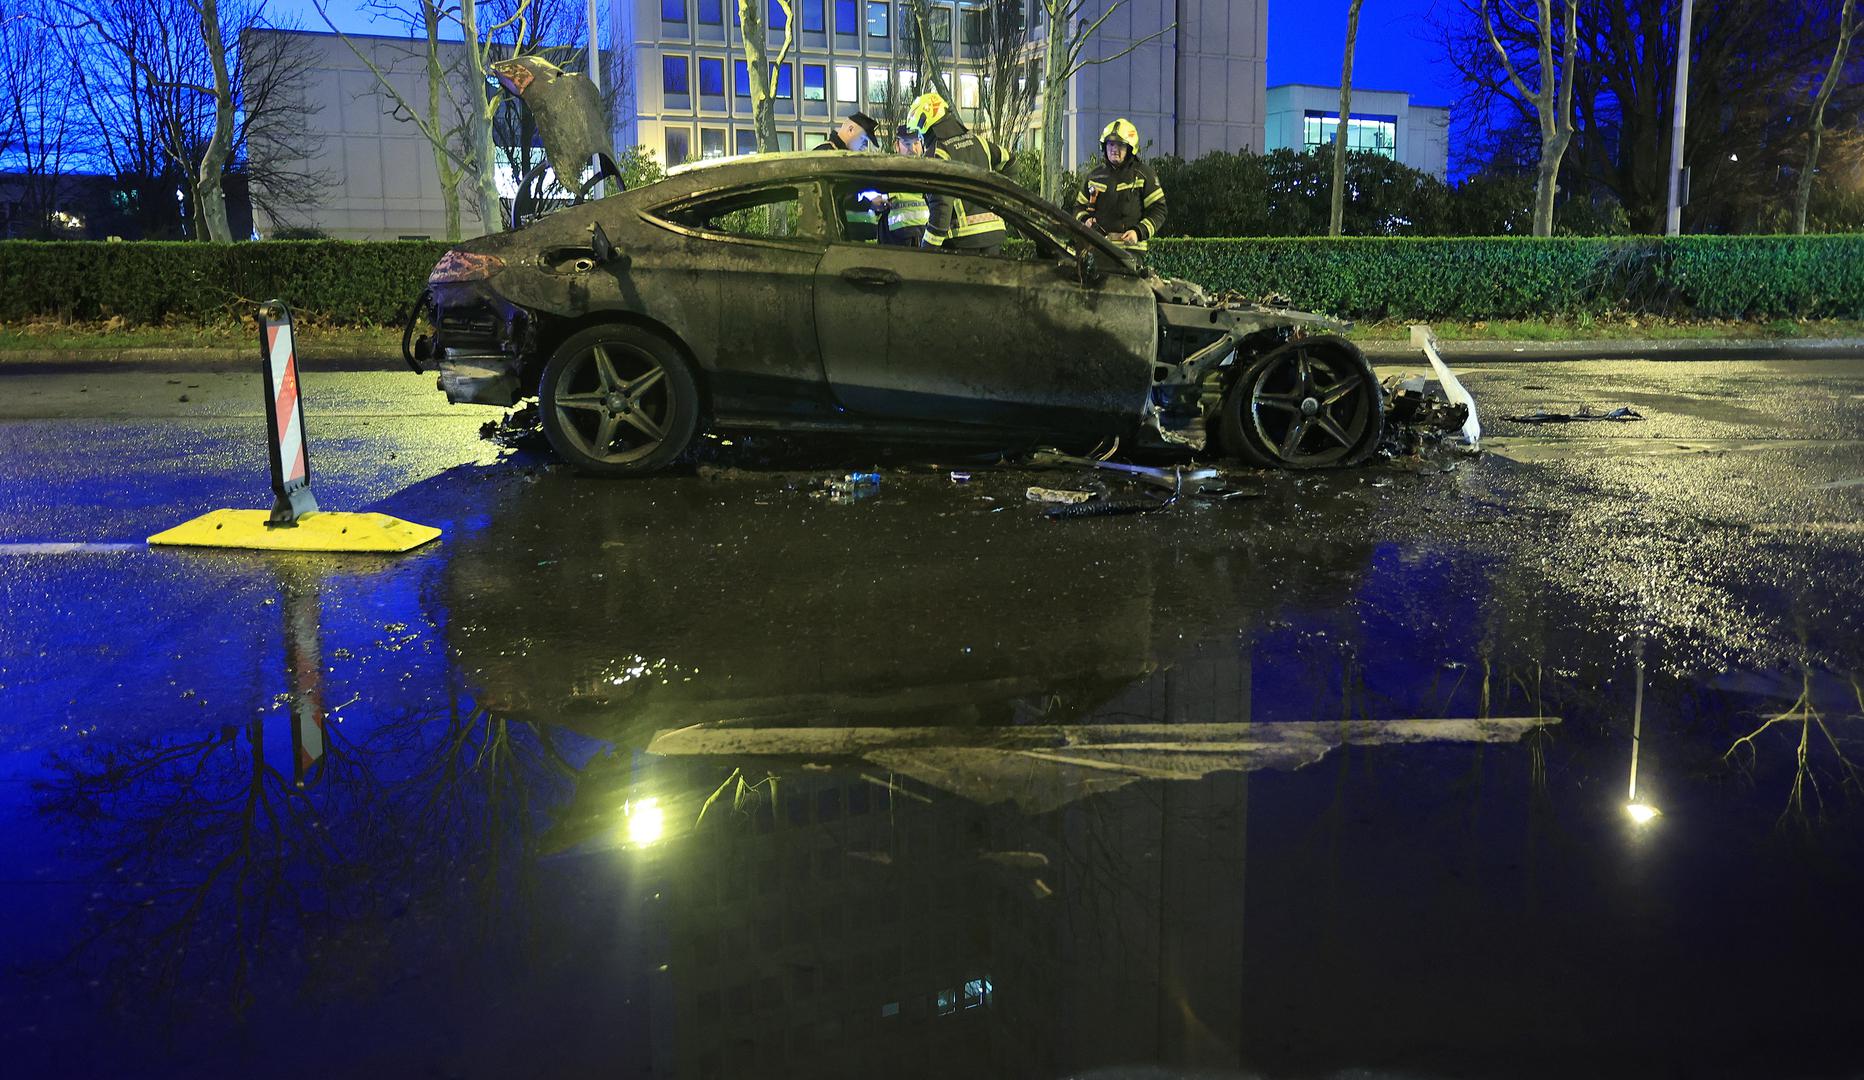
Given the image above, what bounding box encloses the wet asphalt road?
[1,356,1861,1078]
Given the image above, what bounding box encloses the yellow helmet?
[1100,118,1140,152]
[905,92,949,136]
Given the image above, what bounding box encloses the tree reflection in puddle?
[1723,670,1864,828]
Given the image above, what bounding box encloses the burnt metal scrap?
[489,55,617,203]
[403,152,1465,477]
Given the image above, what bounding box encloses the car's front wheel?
[1219,337,1383,469]
[539,324,701,475]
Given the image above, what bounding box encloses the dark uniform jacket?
[924,115,1012,251]
[1074,155,1167,252]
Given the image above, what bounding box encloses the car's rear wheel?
[539,324,700,475]
[1219,336,1383,469]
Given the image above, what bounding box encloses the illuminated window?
[958,72,979,109]
[1302,110,1397,159]
[866,67,888,104]
[835,65,858,102]
[897,68,917,97]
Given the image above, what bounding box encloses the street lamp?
[1664,0,1696,235]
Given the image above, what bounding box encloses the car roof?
[659,150,1035,201]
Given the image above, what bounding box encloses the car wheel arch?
[525,311,710,417]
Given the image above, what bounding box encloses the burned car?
[406,152,1385,474]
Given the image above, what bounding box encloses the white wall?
[1263,83,1449,179]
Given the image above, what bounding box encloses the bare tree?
[1328,0,1364,237]
[0,2,80,237]
[1795,0,1859,233]
[235,26,332,233]
[979,0,1037,149]
[737,0,795,153]
[348,0,472,241]
[899,0,952,104]
[1035,0,1175,202]
[1476,0,1578,236]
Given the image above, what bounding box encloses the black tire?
[539,324,701,476]
[1218,336,1383,469]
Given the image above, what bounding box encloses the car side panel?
[813,243,1157,434]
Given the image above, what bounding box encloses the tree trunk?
[1039,7,1069,203]
[1533,132,1570,237]
[739,1,779,151]
[194,0,236,242]
[1329,0,1364,237]
[1794,0,1857,234]
[423,2,463,242]
[460,0,506,233]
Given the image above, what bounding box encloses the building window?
[897,68,917,97]
[866,67,888,104]
[1303,110,1397,159]
[931,4,951,44]
[960,3,984,52]
[663,55,690,95]
[665,127,691,165]
[699,56,725,96]
[835,64,857,103]
[773,63,793,99]
[662,0,686,21]
[735,59,750,96]
[803,0,826,32]
[835,0,858,33]
[701,127,727,157]
[736,128,760,155]
[867,1,888,37]
[768,0,788,30]
[776,131,796,151]
[958,71,979,110]
[803,64,827,102]
[698,0,723,24]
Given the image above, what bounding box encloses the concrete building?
[1263,83,1449,179]
[617,1,1266,170]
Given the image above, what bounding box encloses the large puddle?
[2,459,1860,1077]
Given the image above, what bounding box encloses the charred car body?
[406,152,1387,473]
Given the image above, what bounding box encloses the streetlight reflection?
[624,796,666,847]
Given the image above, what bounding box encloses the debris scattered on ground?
[949,471,972,483]
[1026,486,1096,505]
[1030,450,1222,494]
[1503,406,1645,424]
[479,403,546,449]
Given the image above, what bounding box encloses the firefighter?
[877,123,931,247]
[1075,118,1167,257]
[905,92,1012,255]
[816,112,882,240]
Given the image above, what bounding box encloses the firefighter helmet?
[1100,118,1140,153]
[905,92,949,137]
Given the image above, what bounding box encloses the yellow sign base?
[148,509,440,553]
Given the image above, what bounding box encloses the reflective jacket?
[924,116,1012,250]
[878,192,930,247]
[1074,155,1167,252]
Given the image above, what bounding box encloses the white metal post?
[1664,0,1695,236]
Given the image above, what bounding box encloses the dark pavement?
[1,355,1861,1078]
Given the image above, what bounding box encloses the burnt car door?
[644,181,834,418]
[811,177,1156,436]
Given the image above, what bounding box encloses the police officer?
[814,112,878,152]
[905,92,1013,255]
[816,112,882,240]
[1075,119,1167,257]
[876,123,931,247]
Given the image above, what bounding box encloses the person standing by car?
[816,112,883,239]
[876,123,931,247]
[906,92,1012,256]
[814,112,878,152]
[1075,119,1167,258]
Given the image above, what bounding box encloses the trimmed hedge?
[1,234,1860,325]
[1147,235,1864,320]
[0,240,449,326]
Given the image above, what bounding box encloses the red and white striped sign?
[258,302,319,524]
